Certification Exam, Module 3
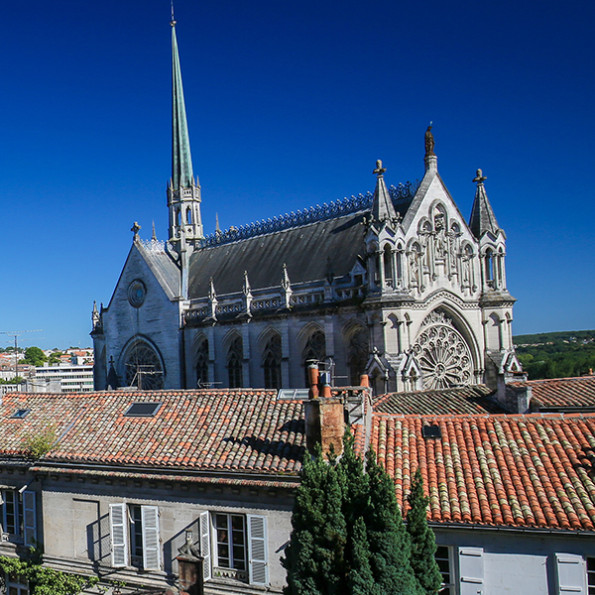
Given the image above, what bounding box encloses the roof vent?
[10,409,30,419]
[124,402,162,417]
[422,424,442,439]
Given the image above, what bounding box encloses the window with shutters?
[109,503,160,571]
[588,557,595,595]
[435,546,454,594]
[0,490,36,546]
[208,512,268,586]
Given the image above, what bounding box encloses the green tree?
[365,449,422,595]
[282,445,347,595]
[283,435,423,595]
[22,347,47,367]
[406,469,442,594]
[48,351,63,365]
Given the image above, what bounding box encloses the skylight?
[124,402,161,417]
[10,409,30,419]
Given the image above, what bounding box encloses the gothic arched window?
[196,338,209,387]
[187,207,192,224]
[302,330,326,386]
[124,340,164,390]
[262,334,282,389]
[383,245,393,287]
[347,327,369,386]
[227,336,243,388]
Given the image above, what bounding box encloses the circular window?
[128,280,146,308]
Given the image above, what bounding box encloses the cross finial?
[373,159,386,177]
[472,169,487,185]
[131,221,141,240]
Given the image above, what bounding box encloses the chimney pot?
[359,374,369,387]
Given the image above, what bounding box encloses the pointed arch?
[300,327,326,386]
[411,306,479,389]
[194,334,209,387]
[344,321,369,386]
[119,335,165,390]
[225,332,243,388]
[260,329,282,389]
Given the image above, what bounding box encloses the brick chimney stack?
[304,363,344,456]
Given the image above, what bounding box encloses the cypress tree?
[406,469,443,594]
[364,449,422,595]
[347,515,380,595]
[282,445,347,595]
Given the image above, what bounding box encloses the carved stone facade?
[91,24,521,394]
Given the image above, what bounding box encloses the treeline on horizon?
[513,329,595,380]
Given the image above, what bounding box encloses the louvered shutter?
[199,511,211,581]
[141,506,160,570]
[109,503,128,567]
[459,547,484,595]
[23,491,36,547]
[247,514,268,586]
[556,553,586,594]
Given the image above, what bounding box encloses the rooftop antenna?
[0,329,43,383]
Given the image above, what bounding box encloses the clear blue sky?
[1,0,593,349]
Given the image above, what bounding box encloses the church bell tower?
[167,15,203,248]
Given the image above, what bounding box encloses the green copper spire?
[171,19,194,189]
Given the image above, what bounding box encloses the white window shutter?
[23,491,36,547]
[459,546,484,595]
[247,514,268,586]
[556,553,586,594]
[109,503,128,567]
[199,511,211,582]
[141,506,161,571]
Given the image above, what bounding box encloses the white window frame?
[207,512,268,587]
[587,557,595,595]
[435,545,455,595]
[109,503,160,571]
[5,573,30,595]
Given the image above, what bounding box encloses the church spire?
[171,17,194,189]
[167,13,204,246]
[371,160,398,223]
[469,169,500,238]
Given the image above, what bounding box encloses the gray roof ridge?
[200,181,419,249]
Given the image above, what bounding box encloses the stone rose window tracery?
[411,311,473,389]
[124,341,164,390]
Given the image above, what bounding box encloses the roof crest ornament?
[170,0,176,26]
[131,221,141,242]
[373,159,386,178]
[473,169,487,186]
[424,123,435,157]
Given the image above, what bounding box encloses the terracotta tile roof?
[508,375,595,410]
[373,385,504,415]
[0,390,304,478]
[364,412,595,532]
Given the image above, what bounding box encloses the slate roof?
[188,213,366,297]
[137,240,181,299]
[364,412,595,532]
[0,390,304,481]
[509,375,595,411]
[373,385,504,415]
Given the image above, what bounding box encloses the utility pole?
[0,330,43,384]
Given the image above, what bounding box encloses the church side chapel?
[92,18,521,393]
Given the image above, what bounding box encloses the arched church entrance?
[411,310,474,389]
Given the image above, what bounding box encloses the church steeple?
[167,13,204,247]
[469,169,500,238]
[371,160,398,223]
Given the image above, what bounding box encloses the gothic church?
[92,20,520,393]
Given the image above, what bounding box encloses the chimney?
[176,531,204,595]
[359,374,369,387]
[304,397,344,457]
[307,363,320,399]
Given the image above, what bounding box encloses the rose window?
[412,314,473,389]
[124,342,164,390]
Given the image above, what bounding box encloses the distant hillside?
[513,330,595,380]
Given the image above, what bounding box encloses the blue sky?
[1,0,593,349]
